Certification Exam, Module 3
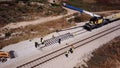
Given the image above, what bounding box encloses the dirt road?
[3,7,77,29]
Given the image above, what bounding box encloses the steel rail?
[17,23,120,68]
[39,28,87,49]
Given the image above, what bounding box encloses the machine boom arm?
[63,3,100,17]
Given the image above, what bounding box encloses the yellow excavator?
[0,50,15,62]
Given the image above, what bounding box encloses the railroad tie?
[41,33,73,47]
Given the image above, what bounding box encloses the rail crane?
[63,3,111,31]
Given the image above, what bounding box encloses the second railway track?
[17,22,120,68]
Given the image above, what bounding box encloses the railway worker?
[40,38,45,45]
[58,38,61,44]
[69,45,75,53]
[35,42,37,48]
[35,42,39,48]
[40,37,43,43]
[69,48,73,53]
[65,51,69,57]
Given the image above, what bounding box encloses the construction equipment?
[63,3,120,31]
[0,50,15,62]
[63,3,100,17]
[83,13,120,31]
[83,16,109,31]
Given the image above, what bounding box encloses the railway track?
[59,25,83,32]
[39,28,87,49]
[40,32,74,48]
[17,21,120,68]
[72,29,87,36]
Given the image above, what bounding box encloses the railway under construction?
[17,20,120,68]
[0,3,120,68]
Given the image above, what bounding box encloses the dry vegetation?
[0,0,66,27]
[0,0,120,49]
[95,10,120,16]
[83,36,120,68]
[0,5,119,49]
[68,0,120,12]
[0,0,120,27]
[73,13,91,22]
[0,18,75,49]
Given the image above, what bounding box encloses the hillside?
[67,0,120,11]
[0,0,120,49]
[0,0,66,27]
[84,36,120,68]
[0,0,120,27]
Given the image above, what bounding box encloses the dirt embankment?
[83,36,120,68]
